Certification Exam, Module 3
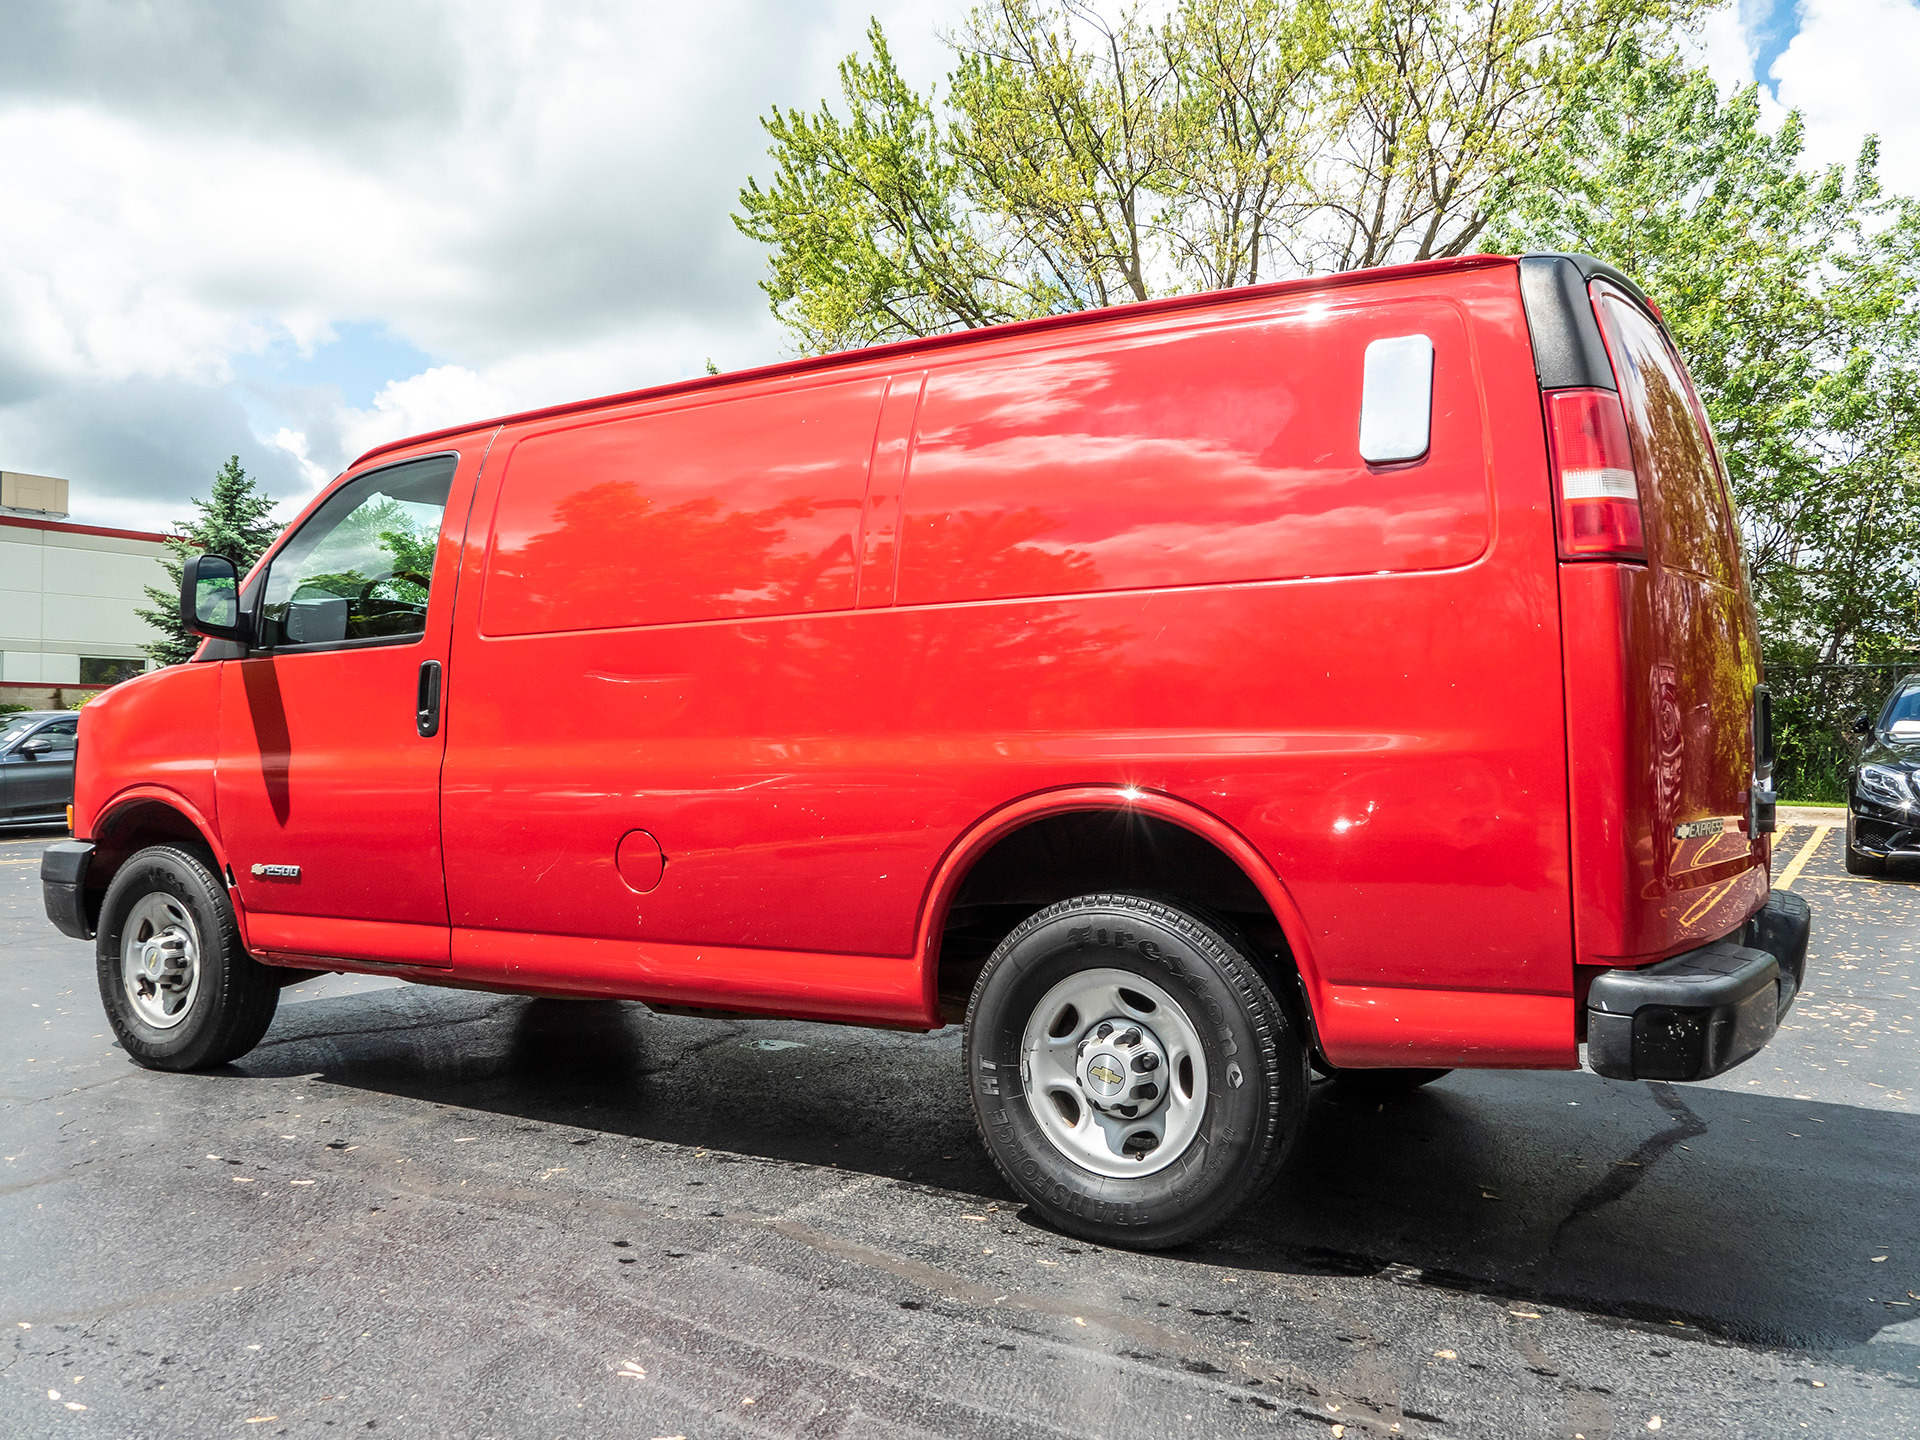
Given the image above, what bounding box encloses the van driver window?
[260,456,456,648]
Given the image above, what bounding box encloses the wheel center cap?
[1084,1051,1126,1097]
[1075,1017,1170,1120]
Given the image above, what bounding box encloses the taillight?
[1547,387,1644,559]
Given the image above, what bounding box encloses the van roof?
[348,252,1629,472]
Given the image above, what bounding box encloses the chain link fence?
[1765,659,1920,803]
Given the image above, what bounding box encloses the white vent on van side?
[1358,334,1434,464]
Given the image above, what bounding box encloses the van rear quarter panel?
[1562,289,1770,964]
[439,263,1575,1065]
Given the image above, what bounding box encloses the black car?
[1846,673,1920,874]
[0,710,80,828]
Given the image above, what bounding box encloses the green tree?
[1487,45,1920,795]
[734,0,1688,353]
[135,456,283,666]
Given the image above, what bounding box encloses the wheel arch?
[915,786,1325,1045]
[86,789,235,939]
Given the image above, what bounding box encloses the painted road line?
[1776,825,1827,891]
[1793,874,1917,887]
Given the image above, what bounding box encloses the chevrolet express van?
[43,253,1811,1247]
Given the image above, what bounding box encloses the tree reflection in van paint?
[896,305,1492,607]
[1596,284,1760,904]
[481,377,887,637]
[487,479,858,634]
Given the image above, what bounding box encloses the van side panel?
[441,265,1576,1062]
[479,377,888,636]
[898,297,1489,604]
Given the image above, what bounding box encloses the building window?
[79,657,144,686]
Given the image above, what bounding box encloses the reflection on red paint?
[482,378,886,635]
[898,300,1489,605]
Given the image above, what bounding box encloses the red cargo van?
[44,253,1810,1247]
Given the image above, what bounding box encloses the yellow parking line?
[1794,873,1916,887]
[1776,826,1827,891]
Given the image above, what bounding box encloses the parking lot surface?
[4,822,1918,1438]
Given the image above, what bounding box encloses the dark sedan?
[1847,673,1920,874]
[0,710,78,829]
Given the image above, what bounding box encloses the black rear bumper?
[1586,889,1812,1082]
[41,839,96,940]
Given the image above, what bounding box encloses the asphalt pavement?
[3,821,1918,1439]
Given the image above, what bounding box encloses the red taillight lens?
[1547,387,1644,559]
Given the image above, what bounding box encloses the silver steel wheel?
[120,892,201,1030]
[1019,967,1208,1179]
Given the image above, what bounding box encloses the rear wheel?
[96,845,280,1071]
[965,894,1307,1249]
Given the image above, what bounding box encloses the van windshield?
[1591,283,1740,587]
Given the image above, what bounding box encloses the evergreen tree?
[135,456,283,666]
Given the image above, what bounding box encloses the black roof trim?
[1516,252,1655,392]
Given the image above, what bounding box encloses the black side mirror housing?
[1850,712,1874,738]
[18,735,53,756]
[180,554,251,647]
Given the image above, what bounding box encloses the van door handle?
[416,660,442,738]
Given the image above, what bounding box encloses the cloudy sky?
[0,0,1912,532]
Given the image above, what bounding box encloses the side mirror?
[18,735,52,756]
[180,554,250,646]
[1850,712,1874,738]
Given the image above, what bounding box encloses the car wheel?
[95,844,280,1071]
[1844,813,1885,876]
[965,893,1307,1249]
[1319,1065,1452,1100]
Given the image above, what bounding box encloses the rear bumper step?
[1586,889,1811,1082]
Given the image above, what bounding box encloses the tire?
[1319,1065,1452,1100]
[965,893,1308,1250]
[96,844,280,1071]
[1844,816,1885,876]
[1844,842,1884,876]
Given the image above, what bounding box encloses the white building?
[1,471,170,709]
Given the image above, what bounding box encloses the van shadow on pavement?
[234,984,1920,1367]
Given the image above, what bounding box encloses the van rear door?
[1588,282,1765,909]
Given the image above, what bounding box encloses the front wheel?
[96,844,280,1071]
[1844,816,1885,876]
[965,894,1307,1249]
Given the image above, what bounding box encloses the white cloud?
[6,0,1912,534]
[1771,0,1920,195]
[0,0,961,526]
[1690,0,1920,194]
